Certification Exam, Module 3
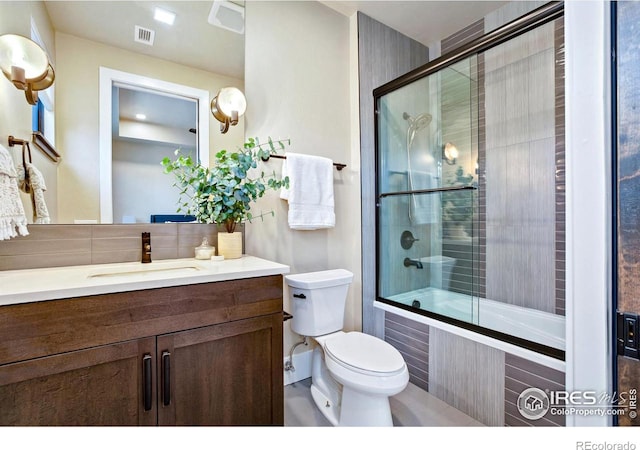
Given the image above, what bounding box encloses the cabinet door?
[0,337,156,426]
[157,313,283,426]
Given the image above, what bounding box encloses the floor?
[284,378,483,427]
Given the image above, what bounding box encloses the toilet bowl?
[285,270,409,426]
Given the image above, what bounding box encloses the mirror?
[0,1,244,224]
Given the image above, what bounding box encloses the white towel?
[409,171,439,225]
[280,152,335,230]
[0,144,29,240]
[16,161,51,224]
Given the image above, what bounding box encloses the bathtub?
[383,287,565,351]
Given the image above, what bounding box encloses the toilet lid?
[324,332,406,375]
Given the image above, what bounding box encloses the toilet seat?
[323,332,406,376]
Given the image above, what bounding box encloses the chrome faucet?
[403,257,423,269]
[142,232,152,263]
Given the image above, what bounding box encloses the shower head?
[403,112,432,130]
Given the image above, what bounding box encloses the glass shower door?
[376,56,479,324]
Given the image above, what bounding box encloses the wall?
[55,33,244,223]
[112,140,195,224]
[564,0,612,427]
[483,20,558,314]
[244,1,358,371]
[0,1,58,223]
[0,222,221,270]
[358,12,430,337]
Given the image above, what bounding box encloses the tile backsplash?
[0,223,238,271]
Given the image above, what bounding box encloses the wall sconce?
[210,87,246,133]
[0,34,55,105]
[443,142,459,165]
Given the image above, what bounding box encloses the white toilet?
[420,255,457,290]
[285,269,409,426]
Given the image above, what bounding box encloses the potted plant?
[442,166,475,239]
[161,137,289,258]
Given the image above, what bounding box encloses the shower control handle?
[401,230,419,250]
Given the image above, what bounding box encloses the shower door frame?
[372,1,565,360]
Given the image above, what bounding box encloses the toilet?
[285,269,409,426]
[420,255,457,290]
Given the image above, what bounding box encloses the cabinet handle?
[143,354,152,412]
[162,351,171,406]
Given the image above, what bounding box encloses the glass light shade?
[0,34,49,82]
[216,87,246,117]
[444,142,459,163]
[211,87,247,133]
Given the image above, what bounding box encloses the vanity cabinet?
[0,275,284,426]
[0,337,156,426]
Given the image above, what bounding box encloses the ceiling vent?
[208,1,245,35]
[134,25,155,46]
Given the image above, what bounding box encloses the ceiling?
[43,1,508,131]
[322,1,509,47]
[44,1,510,83]
[118,87,196,130]
[44,1,245,79]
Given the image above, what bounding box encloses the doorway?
[98,67,210,223]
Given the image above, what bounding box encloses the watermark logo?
[517,387,638,420]
[517,387,550,420]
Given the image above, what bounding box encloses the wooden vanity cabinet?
[0,337,157,426]
[0,275,284,426]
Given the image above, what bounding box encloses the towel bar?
[261,153,346,171]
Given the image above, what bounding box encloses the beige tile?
[91,223,177,239]
[17,224,92,240]
[0,253,92,270]
[284,379,481,427]
[0,238,91,256]
[91,250,140,265]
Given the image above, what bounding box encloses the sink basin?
[87,261,202,279]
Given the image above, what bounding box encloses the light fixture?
[0,34,54,105]
[211,87,246,133]
[154,7,176,25]
[135,113,147,120]
[443,142,459,165]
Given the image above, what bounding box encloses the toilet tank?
[285,269,354,337]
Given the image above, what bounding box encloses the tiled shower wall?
[0,223,228,271]
[381,1,567,428]
[385,312,565,426]
[358,11,430,335]
[438,2,566,315]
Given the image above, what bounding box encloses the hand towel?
[26,163,50,224]
[17,161,51,224]
[0,144,29,240]
[280,152,335,230]
[409,171,439,225]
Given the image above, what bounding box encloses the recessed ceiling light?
[136,113,147,120]
[154,7,176,25]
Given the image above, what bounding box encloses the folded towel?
[0,144,29,240]
[409,171,439,225]
[280,152,335,230]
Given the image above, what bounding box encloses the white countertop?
[0,256,290,307]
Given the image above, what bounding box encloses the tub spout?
[404,257,423,269]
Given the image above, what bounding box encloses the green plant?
[442,166,475,236]
[161,137,289,233]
